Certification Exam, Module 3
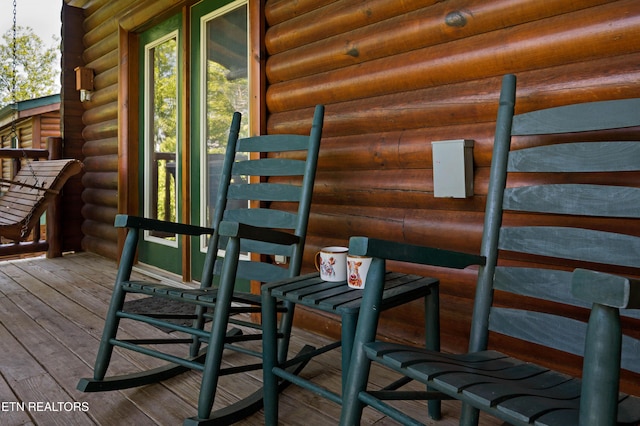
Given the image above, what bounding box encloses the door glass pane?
[200,2,249,250]
[144,32,179,244]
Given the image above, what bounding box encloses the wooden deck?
[0,253,505,425]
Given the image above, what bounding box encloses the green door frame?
[190,0,250,282]
[126,0,263,283]
[137,13,184,274]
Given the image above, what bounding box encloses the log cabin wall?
[63,0,184,258]
[0,108,59,152]
[0,121,32,182]
[63,0,640,391]
[64,0,125,259]
[38,113,62,148]
[264,0,640,392]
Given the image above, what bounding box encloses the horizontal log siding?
[69,0,120,259]
[70,0,181,258]
[265,0,640,393]
[266,0,617,83]
[266,0,639,111]
[40,113,61,147]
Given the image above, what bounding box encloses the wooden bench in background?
[0,138,82,258]
[0,160,82,240]
[339,74,640,426]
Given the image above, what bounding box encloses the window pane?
[202,3,249,231]
[145,34,178,241]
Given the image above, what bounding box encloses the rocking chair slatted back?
[0,159,83,241]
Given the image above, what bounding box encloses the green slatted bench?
[339,75,640,426]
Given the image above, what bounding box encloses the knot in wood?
[345,41,359,58]
[445,11,467,28]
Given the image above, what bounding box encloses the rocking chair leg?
[262,285,280,425]
[190,239,219,358]
[459,403,480,426]
[78,227,197,393]
[189,305,208,357]
[195,237,241,422]
[189,238,307,425]
[93,228,139,380]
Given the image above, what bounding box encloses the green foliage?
[153,38,177,154]
[0,26,60,107]
[206,61,248,154]
[150,37,178,224]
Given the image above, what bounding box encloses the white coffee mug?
[315,246,348,282]
[347,254,373,289]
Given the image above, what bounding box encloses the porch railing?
[0,137,70,259]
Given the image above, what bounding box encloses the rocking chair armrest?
[348,236,485,270]
[570,268,639,422]
[572,268,640,309]
[218,221,300,246]
[114,214,214,236]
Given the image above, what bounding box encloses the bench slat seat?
[365,341,640,425]
[122,281,265,308]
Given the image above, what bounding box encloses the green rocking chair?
[78,105,324,425]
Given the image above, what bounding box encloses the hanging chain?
[9,0,39,238]
[10,0,18,147]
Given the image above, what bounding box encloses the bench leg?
[341,312,358,395]
[262,288,280,425]
[459,403,480,426]
[580,303,621,426]
[340,258,386,425]
[425,285,441,420]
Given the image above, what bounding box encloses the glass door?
[190,0,249,280]
[134,1,249,280]
[138,14,183,274]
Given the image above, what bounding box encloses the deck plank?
[0,301,95,426]
[0,370,35,425]
[0,261,164,425]
[0,253,505,425]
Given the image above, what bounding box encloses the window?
[143,29,180,245]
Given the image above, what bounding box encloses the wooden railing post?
[48,137,63,160]
[46,137,64,258]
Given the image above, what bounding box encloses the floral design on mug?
[321,256,337,278]
[347,260,363,288]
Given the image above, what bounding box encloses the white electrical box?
[431,139,474,198]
